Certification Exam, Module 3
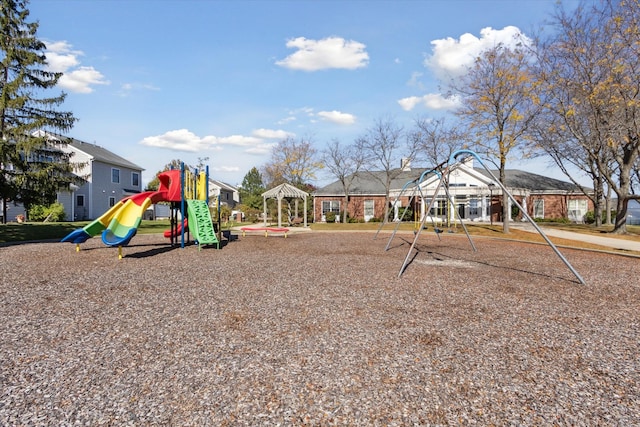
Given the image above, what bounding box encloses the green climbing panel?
[186,199,219,249]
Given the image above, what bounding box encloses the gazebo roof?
[262,183,309,199]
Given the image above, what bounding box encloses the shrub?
[533,216,570,224]
[584,210,616,224]
[28,202,66,222]
[325,211,336,223]
[511,205,520,220]
[584,211,596,224]
[399,207,413,221]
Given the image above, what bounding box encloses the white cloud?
[397,96,422,111]
[217,135,263,146]
[277,116,296,125]
[58,67,109,94]
[425,26,532,80]
[252,128,294,139]
[246,143,276,155]
[211,165,241,172]
[44,41,81,72]
[44,40,109,93]
[277,106,315,125]
[139,129,276,154]
[407,71,424,90]
[397,93,460,111]
[139,129,219,152]
[118,82,160,97]
[317,110,356,125]
[276,36,369,71]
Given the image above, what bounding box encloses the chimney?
[401,157,411,171]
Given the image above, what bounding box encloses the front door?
[457,203,466,219]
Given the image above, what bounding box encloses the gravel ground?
[1,231,639,426]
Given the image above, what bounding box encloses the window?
[469,198,479,216]
[568,199,588,222]
[322,200,340,214]
[109,196,116,207]
[112,168,120,184]
[430,198,448,217]
[364,200,375,217]
[77,195,84,207]
[533,199,544,219]
[132,172,139,187]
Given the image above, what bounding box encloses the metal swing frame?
[396,150,586,285]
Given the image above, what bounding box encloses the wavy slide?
[62,191,160,247]
[163,218,187,238]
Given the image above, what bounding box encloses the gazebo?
[261,183,309,227]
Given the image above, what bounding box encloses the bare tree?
[452,41,542,233]
[321,139,366,223]
[409,116,465,167]
[536,0,640,233]
[262,136,322,188]
[356,117,416,222]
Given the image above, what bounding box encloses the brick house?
[313,158,594,223]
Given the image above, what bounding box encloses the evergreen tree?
[238,167,264,210]
[1,0,77,222]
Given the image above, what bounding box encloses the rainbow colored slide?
[61,190,164,247]
[62,169,184,248]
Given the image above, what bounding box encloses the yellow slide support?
[197,171,207,201]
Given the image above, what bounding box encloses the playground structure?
[61,163,219,258]
[382,150,586,285]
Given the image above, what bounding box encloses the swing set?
[378,150,586,285]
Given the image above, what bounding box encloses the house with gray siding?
[2,132,143,222]
[208,179,239,209]
[59,137,144,220]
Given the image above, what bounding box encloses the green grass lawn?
[0,219,247,244]
[1,219,637,245]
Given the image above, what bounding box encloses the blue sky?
[29,0,582,188]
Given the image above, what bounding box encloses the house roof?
[474,169,584,192]
[263,183,309,199]
[314,168,437,196]
[314,165,589,196]
[209,179,238,192]
[68,138,144,171]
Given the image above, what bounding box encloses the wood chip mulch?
[1,231,638,425]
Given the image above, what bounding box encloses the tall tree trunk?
[605,184,612,226]
[594,177,604,227]
[343,194,348,223]
[612,156,635,234]
[500,167,510,233]
[613,197,628,234]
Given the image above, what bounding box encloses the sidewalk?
[511,223,640,252]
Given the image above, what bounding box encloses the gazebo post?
[263,196,267,226]
[304,195,308,227]
[277,195,283,228]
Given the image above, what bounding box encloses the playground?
[1,230,639,425]
[61,164,220,258]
